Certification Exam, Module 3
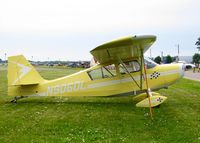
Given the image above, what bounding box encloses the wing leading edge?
[90,35,156,64]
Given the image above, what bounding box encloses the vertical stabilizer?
[8,55,44,86]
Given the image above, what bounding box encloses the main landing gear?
[11,96,28,103]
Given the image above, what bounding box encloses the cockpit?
[87,57,157,80]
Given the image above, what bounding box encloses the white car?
[177,61,195,70]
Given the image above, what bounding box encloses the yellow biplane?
[8,35,184,112]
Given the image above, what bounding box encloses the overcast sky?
[0,0,200,61]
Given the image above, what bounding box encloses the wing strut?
[118,57,140,89]
[140,49,153,119]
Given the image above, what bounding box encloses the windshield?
[144,57,157,69]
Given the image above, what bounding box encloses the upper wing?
[90,35,156,64]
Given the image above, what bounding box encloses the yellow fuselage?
[8,63,184,97]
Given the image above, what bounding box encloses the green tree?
[195,37,200,52]
[154,56,161,64]
[166,55,173,63]
[192,53,200,64]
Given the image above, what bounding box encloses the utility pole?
[175,44,179,62]
[4,53,7,64]
[161,51,163,63]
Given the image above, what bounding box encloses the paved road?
[184,70,200,82]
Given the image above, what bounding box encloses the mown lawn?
[0,66,199,143]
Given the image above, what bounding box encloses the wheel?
[11,99,17,103]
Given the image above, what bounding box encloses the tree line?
[152,37,200,65]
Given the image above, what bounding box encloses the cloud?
[0,0,199,34]
[0,0,200,60]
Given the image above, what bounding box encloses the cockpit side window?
[144,57,157,69]
[119,60,140,74]
[87,64,116,80]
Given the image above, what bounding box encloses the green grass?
[0,66,199,143]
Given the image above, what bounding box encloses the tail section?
[8,55,44,86]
